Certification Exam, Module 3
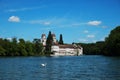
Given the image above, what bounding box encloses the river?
[0,55,120,80]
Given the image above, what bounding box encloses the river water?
[0,55,120,80]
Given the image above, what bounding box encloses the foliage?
[0,26,119,56]
[103,26,120,56]
[0,38,44,56]
[25,41,34,56]
[33,38,43,55]
[59,34,64,44]
[76,41,104,55]
[76,26,120,56]
[45,31,53,55]
[0,46,6,56]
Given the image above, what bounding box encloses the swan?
[41,63,47,67]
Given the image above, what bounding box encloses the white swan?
[41,63,47,67]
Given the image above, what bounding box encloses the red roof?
[53,44,81,49]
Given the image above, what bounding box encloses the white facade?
[51,44,83,56]
[41,33,57,46]
[41,34,46,46]
[52,34,57,44]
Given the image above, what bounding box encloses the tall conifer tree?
[59,34,64,44]
[45,31,53,54]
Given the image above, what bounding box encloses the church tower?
[52,33,57,44]
[41,34,46,46]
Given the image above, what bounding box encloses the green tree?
[0,46,6,56]
[33,38,43,55]
[18,38,27,56]
[59,34,64,44]
[2,39,12,56]
[11,37,19,56]
[76,41,104,55]
[45,31,53,54]
[25,41,34,56]
[0,37,45,56]
[104,26,120,56]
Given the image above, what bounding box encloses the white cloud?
[6,6,46,12]
[87,35,95,38]
[87,21,101,26]
[28,20,51,26]
[79,38,90,43]
[79,39,88,42]
[8,16,20,22]
[79,38,99,43]
[43,22,51,25]
[84,30,89,33]
[24,20,51,26]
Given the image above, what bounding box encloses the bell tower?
[41,34,46,46]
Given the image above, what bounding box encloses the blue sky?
[0,0,120,43]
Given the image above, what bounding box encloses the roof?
[58,44,74,48]
[52,34,56,37]
[53,44,82,49]
[41,34,46,37]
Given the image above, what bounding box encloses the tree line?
[0,38,44,56]
[76,26,120,56]
[0,26,119,56]
[0,31,64,56]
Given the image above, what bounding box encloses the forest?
[76,26,120,56]
[0,26,120,56]
[0,31,64,56]
[0,38,44,56]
